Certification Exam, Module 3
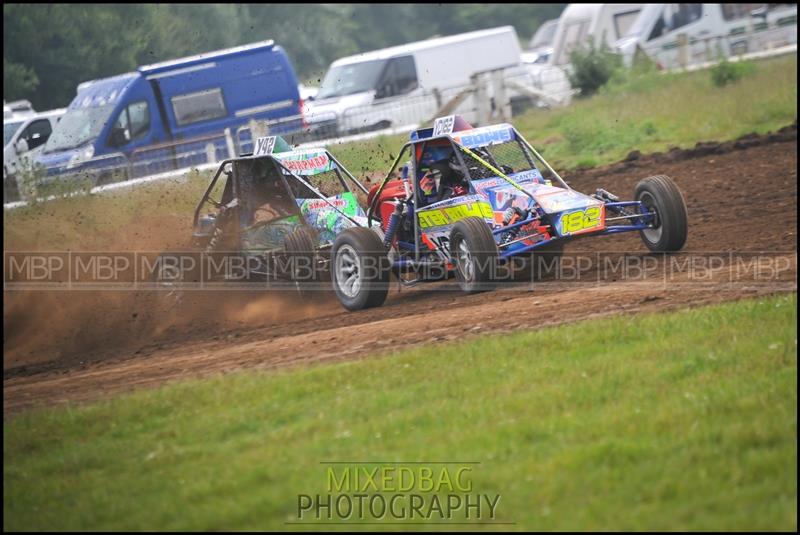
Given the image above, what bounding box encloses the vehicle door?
[369,55,428,128]
[106,99,157,157]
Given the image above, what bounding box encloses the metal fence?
[639,23,797,71]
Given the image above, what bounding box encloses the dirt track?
[4,127,798,415]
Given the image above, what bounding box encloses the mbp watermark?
[3,250,796,292]
[290,462,508,525]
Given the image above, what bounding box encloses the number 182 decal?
[558,206,605,236]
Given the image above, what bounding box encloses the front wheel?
[331,227,390,311]
[449,217,498,293]
[635,175,688,252]
[149,251,201,311]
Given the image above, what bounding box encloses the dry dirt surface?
[4,127,798,415]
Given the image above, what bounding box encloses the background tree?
[4,3,566,109]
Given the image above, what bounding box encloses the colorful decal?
[274,148,334,176]
[451,125,514,149]
[472,170,545,196]
[555,205,606,236]
[417,198,494,229]
[241,215,302,252]
[485,182,602,215]
[298,192,365,243]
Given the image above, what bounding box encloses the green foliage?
[513,54,796,170]
[567,39,623,97]
[4,295,797,530]
[3,4,566,108]
[3,58,39,98]
[710,58,757,87]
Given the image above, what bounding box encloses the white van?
[615,4,798,69]
[4,108,66,200]
[549,4,644,66]
[302,26,528,136]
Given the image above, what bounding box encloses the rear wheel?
[449,217,498,293]
[331,227,390,311]
[635,175,688,252]
[284,226,319,298]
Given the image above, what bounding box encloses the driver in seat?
[241,163,301,251]
[418,146,469,206]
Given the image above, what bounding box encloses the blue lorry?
[35,40,303,185]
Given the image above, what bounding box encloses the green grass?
[515,54,797,169]
[5,294,797,531]
[4,54,797,251]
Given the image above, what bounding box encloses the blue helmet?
[420,146,453,167]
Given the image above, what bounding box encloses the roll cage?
[193,149,370,241]
[366,125,571,227]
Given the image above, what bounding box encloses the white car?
[3,108,66,201]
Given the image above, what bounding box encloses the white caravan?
[615,3,798,69]
[302,27,530,135]
[550,3,644,66]
[525,18,561,65]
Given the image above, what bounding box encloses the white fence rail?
[4,40,796,211]
[5,69,562,210]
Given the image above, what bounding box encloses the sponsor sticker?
[417,200,494,229]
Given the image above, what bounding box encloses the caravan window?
[376,56,418,99]
[613,9,642,40]
[171,88,227,126]
[721,4,766,20]
[555,19,590,65]
[649,4,703,40]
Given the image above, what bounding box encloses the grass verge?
[4,294,797,531]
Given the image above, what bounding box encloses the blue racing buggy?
[329,115,688,310]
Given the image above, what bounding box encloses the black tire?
[284,226,319,298]
[449,217,499,293]
[635,175,688,252]
[331,227,390,311]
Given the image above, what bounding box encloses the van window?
[376,56,418,99]
[721,4,766,20]
[44,106,113,152]
[4,121,25,147]
[317,60,388,99]
[19,119,53,150]
[109,101,151,147]
[171,88,227,126]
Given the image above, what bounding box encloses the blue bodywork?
[370,120,657,271]
[36,41,302,182]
